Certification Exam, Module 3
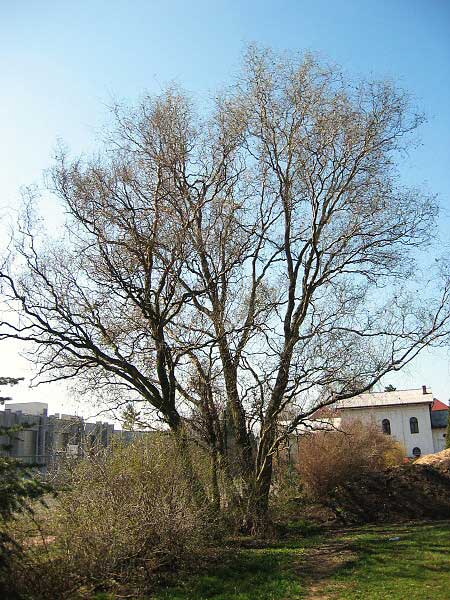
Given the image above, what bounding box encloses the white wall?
[432,428,447,453]
[340,403,434,457]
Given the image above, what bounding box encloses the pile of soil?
[327,461,450,524]
[415,447,450,469]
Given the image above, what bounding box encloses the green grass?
[321,521,450,600]
[148,542,311,600]
[146,521,450,600]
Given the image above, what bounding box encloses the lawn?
[319,521,450,600]
[147,520,450,600]
[149,541,309,600]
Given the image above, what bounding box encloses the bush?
[295,420,405,501]
[6,433,221,599]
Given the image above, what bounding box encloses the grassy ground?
[317,522,450,600]
[147,520,450,600]
[149,541,309,600]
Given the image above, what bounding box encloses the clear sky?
[1,0,449,417]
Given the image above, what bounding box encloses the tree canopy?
[1,47,449,525]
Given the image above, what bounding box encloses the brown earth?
[295,537,357,600]
[327,462,450,524]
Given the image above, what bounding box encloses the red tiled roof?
[431,398,449,411]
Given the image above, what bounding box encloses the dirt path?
[294,534,358,600]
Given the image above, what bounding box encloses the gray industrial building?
[0,402,118,466]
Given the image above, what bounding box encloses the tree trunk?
[240,418,278,532]
[241,459,273,534]
[172,426,206,507]
[210,449,221,512]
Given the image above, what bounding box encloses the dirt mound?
[415,448,450,469]
[327,463,450,524]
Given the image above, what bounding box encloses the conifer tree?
[0,376,51,575]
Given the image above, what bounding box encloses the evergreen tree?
[0,376,52,577]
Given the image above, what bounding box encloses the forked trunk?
[240,456,274,534]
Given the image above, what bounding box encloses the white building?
[430,398,449,453]
[332,386,448,458]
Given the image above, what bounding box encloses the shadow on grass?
[148,541,311,600]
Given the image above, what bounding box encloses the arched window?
[382,419,391,435]
[412,447,421,458]
[410,417,419,434]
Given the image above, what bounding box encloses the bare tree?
[1,47,449,529]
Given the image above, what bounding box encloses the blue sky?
[1,0,449,416]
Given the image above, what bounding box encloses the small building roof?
[431,398,449,412]
[335,388,433,410]
[430,398,449,429]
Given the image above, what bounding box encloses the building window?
[410,417,419,434]
[412,447,421,458]
[382,419,391,435]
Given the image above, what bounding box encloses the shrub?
[7,433,221,598]
[295,419,405,501]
